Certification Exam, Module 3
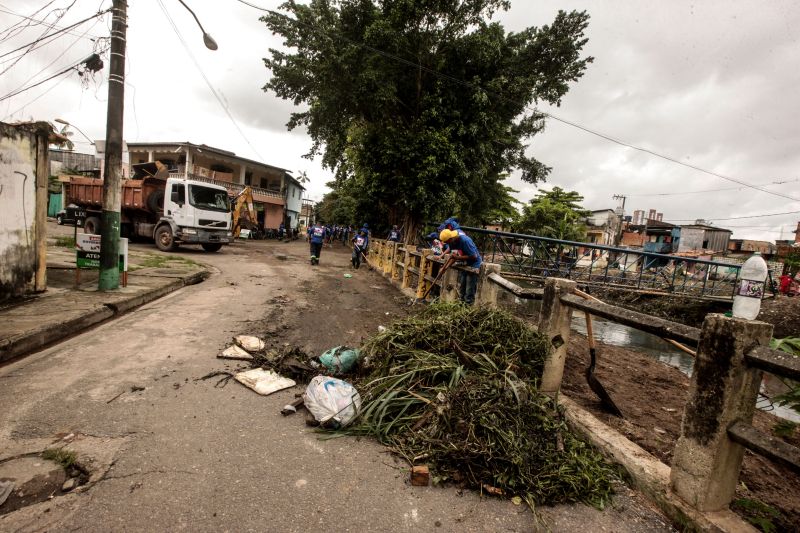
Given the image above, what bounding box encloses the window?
[188,185,230,212]
[260,178,268,188]
[171,183,185,204]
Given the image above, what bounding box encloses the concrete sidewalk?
[0,241,210,364]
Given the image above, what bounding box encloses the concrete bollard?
[537,278,577,396]
[477,263,501,308]
[669,314,773,512]
[401,249,414,289]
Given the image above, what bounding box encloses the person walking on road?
[439,228,482,305]
[352,229,368,269]
[308,222,328,265]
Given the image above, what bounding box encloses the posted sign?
[76,234,128,272]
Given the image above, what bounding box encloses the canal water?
[507,295,799,422]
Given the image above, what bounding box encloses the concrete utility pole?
[98,0,127,290]
[612,194,626,246]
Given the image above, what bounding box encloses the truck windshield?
[189,185,230,212]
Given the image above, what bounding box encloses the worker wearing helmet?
[440,228,482,305]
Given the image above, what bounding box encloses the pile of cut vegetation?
[349,302,615,508]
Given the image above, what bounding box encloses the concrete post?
[477,263,501,308]
[383,243,394,276]
[391,244,401,282]
[401,249,414,289]
[670,314,772,511]
[440,265,460,302]
[537,277,577,395]
[415,251,432,299]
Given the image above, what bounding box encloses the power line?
[0,4,107,62]
[666,210,800,222]
[625,178,800,197]
[0,4,101,41]
[237,0,800,203]
[0,51,103,102]
[4,16,102,101]
[0,0,58,40]
[157,0,264,161]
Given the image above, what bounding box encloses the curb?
[0,269,210,364]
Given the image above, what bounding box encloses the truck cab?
[155,178,232,252]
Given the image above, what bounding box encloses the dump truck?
[67,163,232,252]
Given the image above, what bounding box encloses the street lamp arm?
[55,118,94,145]
[176,0,218,50]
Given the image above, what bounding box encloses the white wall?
[0,125,44,299]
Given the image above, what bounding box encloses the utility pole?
[612,194,626,246]
[98,0,127,290]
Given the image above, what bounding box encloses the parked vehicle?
[67,163,232,252]
[55,204,86,226]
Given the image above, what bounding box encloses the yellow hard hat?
[439,229,459,242]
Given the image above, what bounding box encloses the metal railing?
[455,226,780,301]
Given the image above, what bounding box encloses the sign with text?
[76,234,128,271]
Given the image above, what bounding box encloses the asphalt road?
[0,237,673,532]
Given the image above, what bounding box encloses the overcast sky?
[2,0,798,241]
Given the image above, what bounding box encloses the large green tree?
[262,0,592,235]
[516,186,589,241]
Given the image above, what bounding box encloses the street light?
[54,118,95,146]
[97,0,218,291]
[177,0,218,50]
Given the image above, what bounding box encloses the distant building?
[299,198,315,226]
[585,209,621,245]
[621,219,677,251]
[728,239,777,256]
[676,222,732,253]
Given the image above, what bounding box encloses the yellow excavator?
[231,187,260,239]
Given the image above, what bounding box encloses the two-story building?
[585,209,621,246]
[125,142,304,231]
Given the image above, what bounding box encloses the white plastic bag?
[303,376,361,427]
[235,368,295,396]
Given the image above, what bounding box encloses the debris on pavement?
[346,302,616,509]
[234,368,296,396]
[303,375,361,428]
[218,344,255,361]
[281,397,305,416]
[410,465,430,486]
[235,335,265,352]
[318,346,360,374]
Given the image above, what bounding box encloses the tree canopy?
[516,187,590,241]
[262,0,592,235]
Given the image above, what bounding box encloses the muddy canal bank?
[497,291,799,531]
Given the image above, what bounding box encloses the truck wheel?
[56,214,64,225]
[155,225,178,252]
[147,190,165,212]
[201,243,222,252]
[84,216,101,234]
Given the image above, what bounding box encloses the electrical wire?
[0,4,107,62]
[0,4,101,41]
[666,210,800,222]
[0,0,57,40]
[625,178,800,197]
[157,0,265,161]
[4,16,102,101]
[0,50,102,102]
[234,0,800,203]
[2,65,71,119]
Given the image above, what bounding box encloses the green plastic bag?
[319,346,360,374]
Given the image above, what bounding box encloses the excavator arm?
[232,187,257,238]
